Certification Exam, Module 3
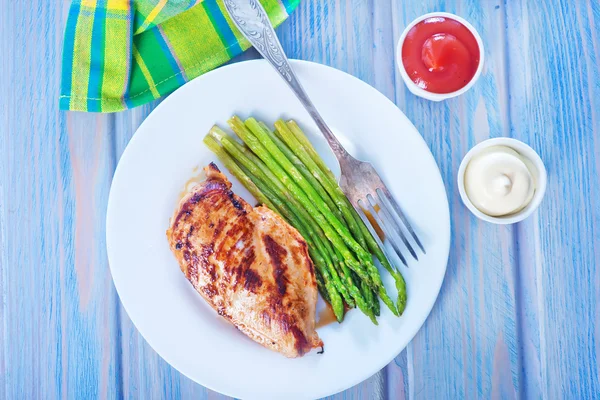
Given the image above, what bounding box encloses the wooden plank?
[387,1,522,398]
[505,0,600,398]
[0,1,122,398]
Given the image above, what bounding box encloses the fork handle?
[223,0,350,160]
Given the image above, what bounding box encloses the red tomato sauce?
[402,17,480,94]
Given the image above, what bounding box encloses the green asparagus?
[332,248,377,324]
[256,121,344,224]
[286,120,337,182]
[274,119,366,249]
[283,120,408,315]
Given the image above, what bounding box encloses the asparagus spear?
[243,117,361,253]
[274,120,367,249]
[284,120,408,315]
[315,269,331,305]
[257,121,344,224]
[210,126,315,230]
[361,278,380,317]
[204,134,346,320]
[332,248,378,324]
[286,120,337,182]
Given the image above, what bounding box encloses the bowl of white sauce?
[457,138,547,224]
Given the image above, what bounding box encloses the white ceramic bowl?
[396,12,485,101]
[457,138,547,225]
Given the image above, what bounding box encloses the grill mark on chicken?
[217,306,228,317]
[167,165,322,357]
[227,190,245,212]
[263,235,289,296]
[290,326,310,356]
[261,310,272,326]
[181,249,199,284]
[203,283,218,299]
[200,244,214,262]
[174,188,216,228]
[238,246,257,282]
[297,241,314,276]
[190,192,202,204]
[205,163,245,213]
[189,181,223,204]
[243,267,262,291]
[217,218,253,265]
[202,246,216,282]
[291,245,302,270]
[207,162,219,173]
[212,217,227,247]
[182,248,191,263]
[276,313,310,356]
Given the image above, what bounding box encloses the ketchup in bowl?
[401,16,481,94]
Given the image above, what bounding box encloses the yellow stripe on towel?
[134,0,168,35]
[132,44,161,99]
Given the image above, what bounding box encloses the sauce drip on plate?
[402,16,480,93]
[178,167,203,202]
[316,304,337,328]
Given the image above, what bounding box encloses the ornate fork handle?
[223,0,350,160]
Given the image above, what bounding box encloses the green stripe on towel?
[60,0,300,112]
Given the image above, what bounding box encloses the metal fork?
[224,0,425,265]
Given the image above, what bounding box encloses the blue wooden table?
[2,1,599,398]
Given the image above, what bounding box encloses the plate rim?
[106,58,451,399]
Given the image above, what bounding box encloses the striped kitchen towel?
[60,0,299,112]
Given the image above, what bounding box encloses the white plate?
[106,60,450,400]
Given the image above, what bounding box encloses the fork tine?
[374,192,418,261]
[353,199,407,268]
[361,197,408,267]
[378,187,426,254]
[353,200,408,267]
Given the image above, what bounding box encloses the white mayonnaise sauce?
[464,146,536,217]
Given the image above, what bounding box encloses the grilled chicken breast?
[167,163,323,357]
